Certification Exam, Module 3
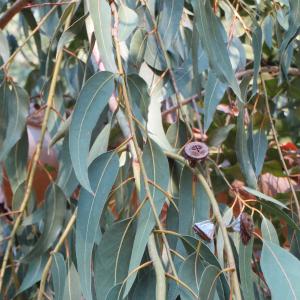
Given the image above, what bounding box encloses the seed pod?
[240,212,253,245]
[184,142,209,167]
[193,220,215,241]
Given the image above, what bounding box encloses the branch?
[161,66,300,117]
[0,0,29,30]
[164,151,242,300]
[261,76,300,219]
[0,5,74,292]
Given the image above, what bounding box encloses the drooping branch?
[0,0,29,29]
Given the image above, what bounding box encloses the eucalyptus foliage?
[1,0,300,299]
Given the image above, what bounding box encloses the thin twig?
[164,151,242,300]
[111,4,177,299]
[261,76,300,219]
[37,209,77,300]
[0,5,73,292]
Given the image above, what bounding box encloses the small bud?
[240,212,254,245]
[193,220,215,241]
[184,142,209,167]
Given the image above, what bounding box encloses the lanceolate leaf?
[57,134,78,198]
[118,4,138,41]
[4,129,28,193]
[248,129,268,177]
[204,72,227,132]
[261,240,300,300]
[0,82,29,161]
[251,25,262,96]
[23,184,66,262]
[63,263,82,300]
[236,104,257,189]
[192,0,242,101]
[179,166,210,235]
[124,139,169,296]
[87,0,117,72]
[94,219,135,300]
[69,71,114,193]
[126,74,150,121]
[239,238,255,300]
[158,0,184,50]
[129,28,148,69]
[17,256,47,295]
[280,0,300,75]
[198,265,220,300]
[261,217,279,245]
[76,151,119,300]
[51,253,67,300]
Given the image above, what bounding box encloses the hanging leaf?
[118,4,138,41]
[243,186,287,209]
[251,25,262,96]
[56,134,78,198]
[17,256,47,295]
[261,240,300,300]
[158,0,184,50]
[192,0,242,102]
[69,71,114,193]
[198,265,220,300]
[76,151,119,300]
[248,128,268,177]
[239,238,255,300]
[4,129,28,193]
[86,0,117,72]
[179,166,210,235]
[51,253,67,300]
[126,74,150,121]
[0,82,29,161]
[124,139,169,296]
[129,28,148,69]
[23,184,66,262]
[94,219,135,300]
[261,217,279,245]
[236,104,257,189]
[204,72,227,132]
[63,263,82,300]
[280,0,300,75]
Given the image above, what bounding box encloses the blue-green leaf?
[17,256,47,295]
[23,184,66,262]
[127,74,150,121]
[4,129,28,193]
[280,0,300,75]
[236,104,257,189]
[192,0,242,101]
[87,0,117,72]
[262,15,273,48]
[243,186,287,209]
[57,134,78,198]
[248,129,268,177]
[179,166,210,236]
[69,71,114,193]
[51,253,67,300]
[94,219,135,300]
[239,238,255,300]
[158,0,184,50]
[261,217,279,245]
[0,82,29,161]
[261,240,300,300]
[198,265,220,300]
[129,28,148,69]
[76,151,119,300]
[118,4,138,41]
[124,139,169,296]
[63,263,82,300]
[204,72,227,132]
[251,25,262,96]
